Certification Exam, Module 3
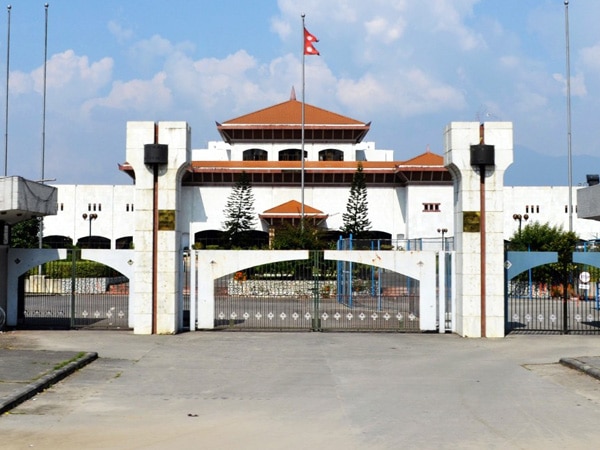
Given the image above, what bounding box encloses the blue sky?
[1,0,598,185]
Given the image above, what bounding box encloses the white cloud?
[580,44,600,73]
[553,72,587,98]
[337,69,465,117]
[108,21,133,44]
[364,16,406,44]
[12,50,113,98]
[82,72,172,115]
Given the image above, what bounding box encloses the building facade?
[42,95,599,250]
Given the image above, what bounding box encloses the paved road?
[2,330,600,449]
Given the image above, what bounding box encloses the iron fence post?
[70,249,77,328]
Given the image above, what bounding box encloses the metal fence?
[213,252,421,332]
[506,266,600,335]
[19,250,129,330]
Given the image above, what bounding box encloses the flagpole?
[4,5,10,177]
[41,3,48,184]
[301,14,306,231]
[38,3,48,259]
[564,0,573,233]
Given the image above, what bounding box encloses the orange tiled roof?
[400,151,444,166]
[221,99,366,126]
[216,97,371,144]
[189,160,400,172]
[260,200,328,219]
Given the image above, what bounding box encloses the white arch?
[6,249,67,326]
[192,250,309,329]
[191,249,437,331]
[6,248,134,327]
[324,250,437,331]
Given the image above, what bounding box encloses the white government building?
[42,93,598,251]
[6,92,600,337]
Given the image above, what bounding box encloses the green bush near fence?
[29,260,121,279]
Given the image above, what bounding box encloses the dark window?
[243,148,268,161]
[319,149,344,161]
[279,149,306,161]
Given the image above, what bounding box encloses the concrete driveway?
[1,330,600,449]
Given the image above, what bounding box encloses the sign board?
[158,210,176,231]
[463,211,481,233]
[579,271,591,283]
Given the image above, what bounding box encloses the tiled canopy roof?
[216,98,370,144]
[183,151,452,186]
[260,200,328,220]
[222,98,366,126]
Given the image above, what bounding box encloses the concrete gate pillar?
[0,245,6,325]
[444,122,513,337]
[126,121,190,334]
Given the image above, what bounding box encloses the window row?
[57,203,134,212]
[423,203,440,212]
[525,205,539,214]
[243,148,344,161]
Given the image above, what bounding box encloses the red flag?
[304,27,320,55]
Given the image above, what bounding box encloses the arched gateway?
[188,248,442,332]
[6,248,133,329]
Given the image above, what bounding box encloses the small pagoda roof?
[216,93,370,144]
[259,200,328,220]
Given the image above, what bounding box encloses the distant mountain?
[505,145,600,187]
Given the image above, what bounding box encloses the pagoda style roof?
[216,97,370,144]
[260,200,328,220]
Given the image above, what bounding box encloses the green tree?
[341,163,371,237]
[10,218,40,248]
[272,220,328,250]
[509,221,579,288]
[222,171,256,247]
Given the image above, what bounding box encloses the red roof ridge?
[400,151,444,166]
[263,199,324,215]
[220,98,367,126]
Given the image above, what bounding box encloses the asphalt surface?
[2,330,600,449]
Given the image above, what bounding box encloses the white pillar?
[126,121,191,334]
[444,122,513,337]
[0,245,7,325]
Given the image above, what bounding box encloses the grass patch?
[53,352,86,371]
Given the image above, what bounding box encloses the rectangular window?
[423,203,440,212]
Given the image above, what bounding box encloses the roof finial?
[290,86,297,101]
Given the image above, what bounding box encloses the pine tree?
[341,163,371,237]
[223,171,256,246]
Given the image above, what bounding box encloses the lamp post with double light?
[512,213,528,237]
[437,228,448,251]
[82,213,98,247]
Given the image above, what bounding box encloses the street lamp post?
[512,213,528,236]
[437,228,448,251]
[82,213,97,246]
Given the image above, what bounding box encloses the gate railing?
[187,248,448,333]
[18,249,130,330]
[505,251,600,334]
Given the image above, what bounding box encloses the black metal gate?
[18,249,129,330]
[213,251,420,331]
[506,251,600,334]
